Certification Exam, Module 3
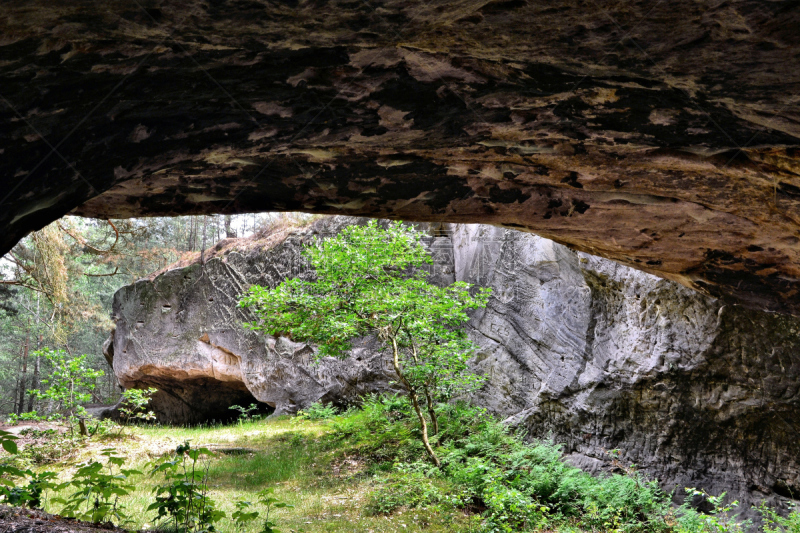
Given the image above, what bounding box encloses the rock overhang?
[1,0,799,313]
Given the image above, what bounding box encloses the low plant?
[5,411,44,424]
[0,429,59,509]
[673,489,750,532]
[296,401,337,421]
[52,447,140,525]
[0,429,17,455]
[148,441,225,532]
[255,488,293,533]
[365,471,465,515]
[759,501,800,533]
[118,387,157,432]
[229,403,259,425]
[231,489,294,533]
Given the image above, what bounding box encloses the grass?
[4,399,794,533]
[24,415,475,533]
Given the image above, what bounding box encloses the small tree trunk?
[407,336,439,436]
[225,215,235,238]
[17,336,29,415]
[27,346,40,412]
[391,337,440,467]
[200,215,208,265]
[12,378,20,414]
[423,385,438,436]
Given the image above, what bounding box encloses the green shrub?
[674,489,750,532]
[759,501,800,533]
[327,396,766,533]
[148,441,225,533]
[0,429,59,509]
[296,401,338,421]
[365,472,464,515]
[52,448,140,525]
[229,403,259,425]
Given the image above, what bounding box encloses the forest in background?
[0,212,309,416]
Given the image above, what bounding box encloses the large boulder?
[110,218,400,423]
[111,216,799,512]
[2,0,800,314]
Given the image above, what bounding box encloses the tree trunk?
[200,215,208,265]
[391,337,440,467]
[17,336,29,415]
[224,215,235,238]
[26,341,40,412]
[407,336,439,436]
[12,378,20,414]
[423,386,438,436]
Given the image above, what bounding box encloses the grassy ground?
[32,417,478,533]
[5,401,796,533]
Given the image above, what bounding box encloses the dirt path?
[0,506,126,533]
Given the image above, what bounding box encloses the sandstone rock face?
[111,218,398,424]
[3,0,800,314]
[111,216,799,511]
[453,224,800,514]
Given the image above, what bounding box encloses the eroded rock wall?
[455,224,800,513]
[111,216,800,511]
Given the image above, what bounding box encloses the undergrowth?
[324,395,773,533]
[2,397,797,532]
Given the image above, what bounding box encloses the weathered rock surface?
[112,216,799,514]
[455,224,800,515]
[3,0,800,314]
[111,218,398,423]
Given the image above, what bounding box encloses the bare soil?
[0,505,125,533]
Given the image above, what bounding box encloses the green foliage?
[11,427,84,466]
[759,501,800,533]
[148,441,225,532]
[296,401,338,421]
[229,403,259,425]
[365,472,466,515]
[240,221,490,466]
[673,489,749,532]
[5,411,45,424]
[29,348,103,419]
[0,464,59,509]
[252,488,293,533]
[52,448,140,525]
[0,429,18,455]
[0,429,58,509]
[119,387,157,429]
[331,397,704,533]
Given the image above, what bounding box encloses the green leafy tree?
[239,221,490,466]
[30,348,103,420]
[118,387,157,435]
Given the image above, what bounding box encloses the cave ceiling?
[1,0,799,313]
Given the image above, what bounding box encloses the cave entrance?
[142,378,274,426]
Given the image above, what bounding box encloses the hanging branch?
[57,219,119,255]
[84,266,119,278]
